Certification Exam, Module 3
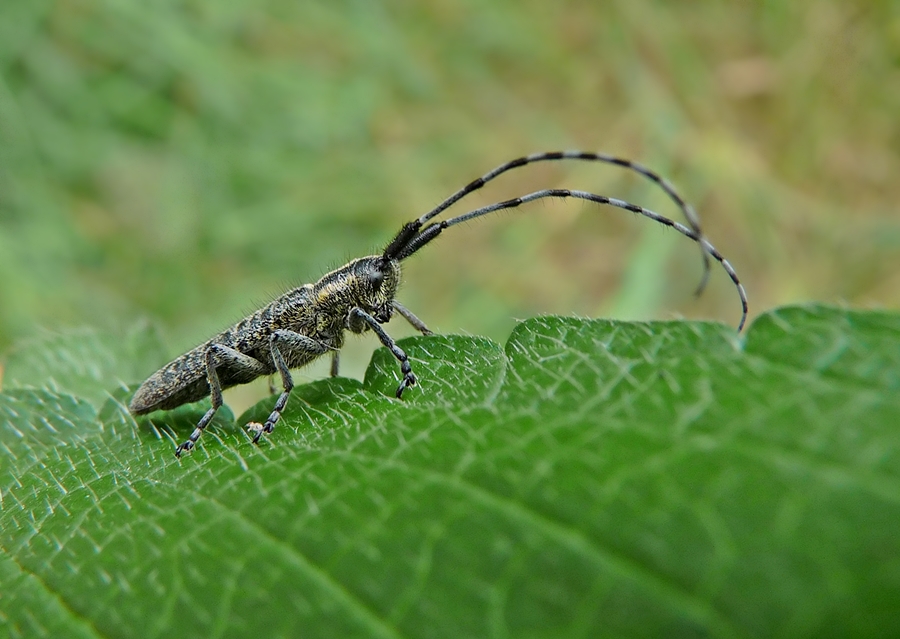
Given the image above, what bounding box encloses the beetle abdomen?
[129,347,210,414]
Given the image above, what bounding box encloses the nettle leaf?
[1,305,898,639]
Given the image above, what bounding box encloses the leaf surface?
[1,305,898,638]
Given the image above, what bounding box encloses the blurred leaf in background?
[1,0,898,397]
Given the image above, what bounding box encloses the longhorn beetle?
[129,151,748,456]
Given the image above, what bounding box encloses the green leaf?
[1,305,898,639]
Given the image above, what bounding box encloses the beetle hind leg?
[175,344,269,457]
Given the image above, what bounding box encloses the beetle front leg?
[348,307,417,398]
[392,300,433,335]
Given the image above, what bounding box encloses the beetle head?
[354,256,401,322]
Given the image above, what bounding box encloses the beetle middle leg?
[249,330,331,444]
[330,351,340,377]
[175,344,270,457]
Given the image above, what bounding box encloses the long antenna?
[391,188,748,332]
[415,150,712,295]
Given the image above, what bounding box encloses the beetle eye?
[368,269,384,291]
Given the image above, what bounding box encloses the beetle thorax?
[311,256,401,325]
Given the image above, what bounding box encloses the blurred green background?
[1,0,898,408]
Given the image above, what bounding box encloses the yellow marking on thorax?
[316,279,353,306]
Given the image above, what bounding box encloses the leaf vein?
[191,491,408,639]
[339,451,746,639]
[0,540,110,639]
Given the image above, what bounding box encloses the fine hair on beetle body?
[129,150,748,457]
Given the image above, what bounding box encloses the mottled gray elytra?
[129,151,748,456]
